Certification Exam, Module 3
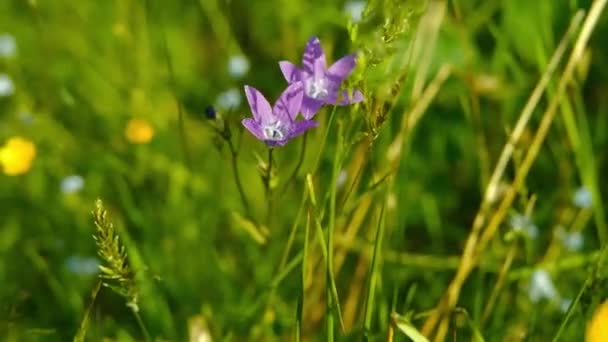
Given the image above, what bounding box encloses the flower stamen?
[263,121,285,141]
[305,78,329,99]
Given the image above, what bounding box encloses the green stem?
[279,190,308,269]
[228,139,252,219]
[74,280,102,342]
[267,148,273,189]
[312,106,338,175]
[266,148,274,225]
[551,278,589,342]
[131,307,151,342]
[364,204,387,337]
[282,132,308,193]
[298,209,311,342]
[327,122,342,341]
[552,245,608,341]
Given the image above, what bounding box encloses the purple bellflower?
[242,82,318,147]
[278,36,364,119]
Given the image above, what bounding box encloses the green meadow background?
[1,0,608,340]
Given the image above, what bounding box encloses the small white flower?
[60,175,85,194]
[509,213,538,238]
[65,256,99,275]
[529,269,559,302]
[0,73,14,97]
[344,1,366,23]
[215,88,242,110]
[557,227,584,251]
[0,33,16,58]
[227,55,250,78]
[573,186,592,209]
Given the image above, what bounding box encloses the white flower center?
[305,77,329,99]
[263,121,285,141]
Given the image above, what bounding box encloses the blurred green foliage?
[1,0,608,341]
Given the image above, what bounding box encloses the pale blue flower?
[0,73,14,97]
[573,186,592,209]
[344,1,366,23]
[563,232,584,251]
[65,256,99,275]
[509,213,538,238]
[215,88,242,110]
[529,269,559,302]
[60,175,84,194]
[556,227,584,251]
[0,33,16,58]
[228,55,250,78]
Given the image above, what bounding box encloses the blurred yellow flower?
[0,136,36,176]
[125,118,154,144]
[587,300,608,342]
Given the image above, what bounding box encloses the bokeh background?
[1,0,608,340]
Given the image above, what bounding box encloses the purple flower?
[279,36,364,119]
[242,83,318,147]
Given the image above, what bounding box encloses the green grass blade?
[74,280,102,342]
[363,204,386,336]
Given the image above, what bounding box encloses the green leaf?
[230,212,267,245]
[392,313,429,342]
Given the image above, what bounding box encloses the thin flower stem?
[267,148,273,190]
[551,277,590,342]
[295,209,311,342]
[481,243,517,323]
[363,204,387,336]
[279,190,307,270]
[228,139,252,219]
[327,122,343,341]
[552,245,608,341]
[282,132,308,193]
[131,307,151,342]
[266,148,274,225]
[74,280,102,342]
[264,191,307,317]
[312,106,338,175]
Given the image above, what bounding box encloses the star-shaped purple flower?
[242,83,318,147]
[279,36,364,119]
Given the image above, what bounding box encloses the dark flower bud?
[204,105,217,119]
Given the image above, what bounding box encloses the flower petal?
[313,58,326,81]
[279,61,302,83]
[241,118,266,141]
[301,97,324,120]
[273,82,304,121]
[244,85,273,125]
[289,120,319,139]
[302,36,326,76]
[328,53,357,82]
